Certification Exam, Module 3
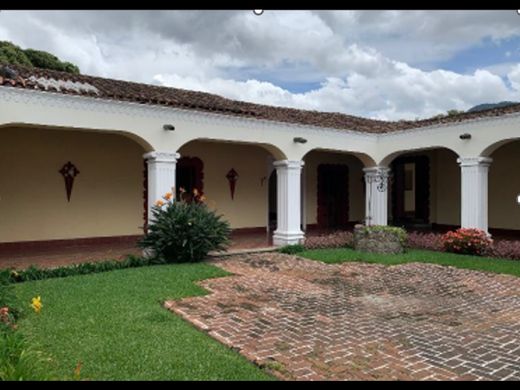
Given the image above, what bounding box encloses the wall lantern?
[59,161,80,202]
[459,133,471,140]
[163,124,175,131]
[226,168,239,200]
[293,137,307,144]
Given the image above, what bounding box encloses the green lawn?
[14,263,273,380]
[299,248,520,277]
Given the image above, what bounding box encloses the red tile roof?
[1,64,520,133]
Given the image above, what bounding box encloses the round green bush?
[139,196,231,263]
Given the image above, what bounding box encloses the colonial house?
[1,64,519,252]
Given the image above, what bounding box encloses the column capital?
[457,157,492,167]
[143,151,180,163]
[363,166,390,176]
[273,160,305,170]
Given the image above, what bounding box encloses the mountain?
[467,101,518,113]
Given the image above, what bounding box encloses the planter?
[353,224,406,254]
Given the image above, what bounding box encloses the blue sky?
[1,10,520,120]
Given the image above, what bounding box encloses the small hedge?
[0,255,153,284]
[355,225,408,247]
[278,244,306,254]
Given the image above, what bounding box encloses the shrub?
[354,225,407,254]
[304,231,354,250]
[442,228,493,256]
[1,255,154,285]
[355,225,407,246]
[278,244,305,254]
[0,273,20,321]
[406,231,443,251]
[490,239,520,261]
[0,329,53,380]
[139,189,231,263]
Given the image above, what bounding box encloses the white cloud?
[156,46,519,120]
[1,10,520,120]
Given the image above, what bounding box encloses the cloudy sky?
[2,10,520,120]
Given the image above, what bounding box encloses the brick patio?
[166,253,520,381]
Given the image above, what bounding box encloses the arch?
[301,147,377,167]
[176,137,287,160]
[480,137,520,158]
[378,145,460,167]
[0,122,155,152]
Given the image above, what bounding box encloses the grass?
[14,263,273,380]
[299,248,520,277]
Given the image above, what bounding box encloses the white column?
[273,160,305,246]
[363,166,390,226]
[143,151,180,223]
[458,157,492,232]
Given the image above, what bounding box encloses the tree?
[446,109,464,116]
[0,41,80,74]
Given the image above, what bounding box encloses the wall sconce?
[163,124,175,131]
[459,133,471,140]
[517,194,520,205]
[253,9,264,15]
[293,137,307,144]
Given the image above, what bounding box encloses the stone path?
[165,253,520,381]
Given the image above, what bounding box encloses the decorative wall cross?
[59,161,80,202]
[226,168,239,200]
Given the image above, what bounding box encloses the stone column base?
[273,231,305,247]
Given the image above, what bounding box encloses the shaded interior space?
[487,139,520,240]
[388,148,461,231]
[303,150,366,231]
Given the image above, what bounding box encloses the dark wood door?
[317,164,349,229]
[176,157,204,201]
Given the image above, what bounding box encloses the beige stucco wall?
[0,127,144,243]
[178,140,271,229]
[304,151,365,225]
[489,142,520,230]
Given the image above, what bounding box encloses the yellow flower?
[163,192,173,201]
[30,296,42,314]
[155,200,165,207]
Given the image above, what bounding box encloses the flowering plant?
[442,228,492,256]
[139,187,230,263]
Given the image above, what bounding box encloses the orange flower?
[74,361,82,380]
[199,195,207,202]
[163,192,173,201]
[155,200,165,207]
[193,188,199,196]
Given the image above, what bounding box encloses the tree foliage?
[0,41,80,74]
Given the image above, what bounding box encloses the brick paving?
[165,253,520,381]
